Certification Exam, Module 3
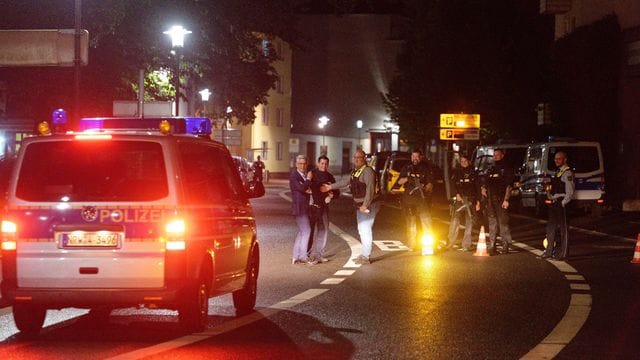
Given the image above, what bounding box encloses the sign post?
[439,113,481,199]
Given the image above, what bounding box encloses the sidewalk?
[264,179,288,188]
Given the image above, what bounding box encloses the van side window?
[549,146,599,173]
[219,153,246,199]
[527,148,542,172]
[178,143,230,204]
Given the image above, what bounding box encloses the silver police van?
[519,139,605,216]
[1,116,262,336]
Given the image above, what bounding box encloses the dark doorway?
[306,141,316,166]
[341,142,352,175]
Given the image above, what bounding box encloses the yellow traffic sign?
[440,128,480,141]
[440,114,480,128]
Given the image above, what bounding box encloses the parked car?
[1,117,263,336]
[232,155,255,191]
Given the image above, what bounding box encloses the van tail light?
[74,133,113,140]
[164,219,186,251]
[597,199,604,204]
[1,220,17,251]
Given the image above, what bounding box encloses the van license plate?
[60,232,121,247]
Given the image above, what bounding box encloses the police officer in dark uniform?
[540,150,574,260]
[447,154,480,251]
[398,149,435,251]
[481,148,513,255]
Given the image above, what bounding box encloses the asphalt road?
[0,182,639,359]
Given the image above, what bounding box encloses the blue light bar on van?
[78,117,212,136]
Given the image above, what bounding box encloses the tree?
[0,0,301,124]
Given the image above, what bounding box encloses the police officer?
[540,151,574,260]
[481,148,513,255]
[252,155,265,182]
[447,154,480,251]
[398,149,434,251]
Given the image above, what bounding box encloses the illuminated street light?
[318,115,330,153]
[199,88,211,117]
[164,25,191,116]
[356,119,363,150]
[164,25,191,48]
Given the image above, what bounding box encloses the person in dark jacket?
[447,154,480,251]
[398,149,435,252]
[289,155,317,265]
[307,155,337,263]
[481,148,514,255]
[252,155,265,182]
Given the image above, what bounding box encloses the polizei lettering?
[98,209,166,223]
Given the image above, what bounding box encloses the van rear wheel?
[233,251,259,316]
[13,303,46,337]
[178,278,209,332]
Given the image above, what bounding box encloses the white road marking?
[569,283,591,291]
[510,213,636,243]
[510,242,592,360]
[320,278,346,285]
[565,274,585,281]
[334,270,356,276]
[373,240,410,251]
[107,191,362,359]
[108,189,593,359]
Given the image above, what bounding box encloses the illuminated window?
[262,106,269,126]
[276,108,284,127]
[277,142,283,161]
[261,141,268,160]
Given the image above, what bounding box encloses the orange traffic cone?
[473,226,490,257]
[631,234,640,264]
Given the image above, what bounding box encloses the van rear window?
[548,146,600,173]
[16,140,168,201]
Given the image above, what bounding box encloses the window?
[17,141,168,202]
[262,106,269,126]
[276,108,284,127]
[277,142,283,161]
[178,142,245,204]
[275,76,283,93]
[548,146,600,173]
[261,141,268,160]
[526,147,542,173]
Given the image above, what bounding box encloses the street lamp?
[199,88,211,117]
[164,25,191,116]
[356,119,363,150]
[318,115,330,154]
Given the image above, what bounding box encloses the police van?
[519,139,605,216]
[0,116,262,336]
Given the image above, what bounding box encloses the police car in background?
[519,139,605,216]
[0,116,262,336]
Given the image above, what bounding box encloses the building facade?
[541,0,640,203]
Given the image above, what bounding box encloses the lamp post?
[356,119,363,150]
[199,88,211,116]
[318,115,330,155]
[164,25,191,116]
